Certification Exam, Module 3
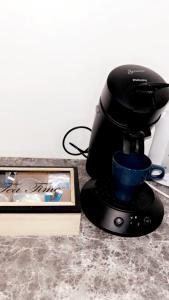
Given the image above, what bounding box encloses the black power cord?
[62,126,91,158]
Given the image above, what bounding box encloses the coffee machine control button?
[144,216,151,225]
[114,217,124,227]
[130,215,138,220]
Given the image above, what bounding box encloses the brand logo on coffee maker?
[128,69,145,75]
[132,78,147,82]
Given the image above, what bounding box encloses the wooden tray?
[0,167,81,235]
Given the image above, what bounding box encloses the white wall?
[0,0,169,158]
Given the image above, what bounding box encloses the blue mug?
[112,151,165,203]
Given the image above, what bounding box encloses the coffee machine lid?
[100,64,169,130]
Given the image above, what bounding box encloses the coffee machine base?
[80,179,164,237]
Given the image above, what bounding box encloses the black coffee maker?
[81,64,169,237]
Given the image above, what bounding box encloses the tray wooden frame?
[0,166,80,214]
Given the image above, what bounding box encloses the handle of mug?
[147,164,165,181]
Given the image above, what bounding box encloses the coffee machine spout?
[122,131,145,154]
